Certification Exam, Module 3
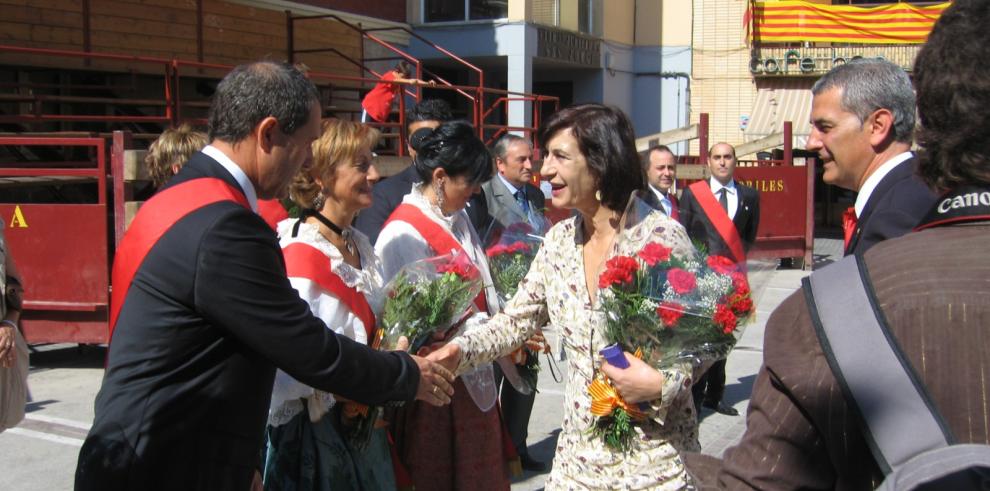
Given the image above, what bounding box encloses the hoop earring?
[433,179,446,211]
[595,190,602,202]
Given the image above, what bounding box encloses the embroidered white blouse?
[373,185,498,314]
[267,218,386,427]
[451,211,701,490]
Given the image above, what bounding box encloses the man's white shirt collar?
[496,173,521,196]
[709,177,739,219]
[854,151,913,218]
[202,145,259,212]
[649,184,673,216]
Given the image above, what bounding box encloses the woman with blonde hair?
[264,118,392,490]
[144,124,207,189]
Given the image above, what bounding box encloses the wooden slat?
[123,149,150,181]
[124,200,143,229]
[635,124,701,152]
[735,132,785,158]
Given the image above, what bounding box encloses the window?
[424,0,508,23]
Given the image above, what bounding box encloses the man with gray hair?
[807,58,936,255]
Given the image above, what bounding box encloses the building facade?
[405,0,690,146]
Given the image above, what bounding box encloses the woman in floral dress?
[438,104,700,489]
[264,119,396,491]
[374,120,511,491]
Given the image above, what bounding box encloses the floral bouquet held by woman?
[344,252,483,449]
[589,192,763,452]
[485,216,554,393]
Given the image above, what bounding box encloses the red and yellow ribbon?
[588,348,648,420]
[589,379,647,420]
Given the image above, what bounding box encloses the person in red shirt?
[361,61,434,123]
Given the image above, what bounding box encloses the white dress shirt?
[202,145,259,212]
[649,184,674,216]
[854,152,913,218]
[709,177,738,220]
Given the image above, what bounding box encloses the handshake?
[402,338,463,407]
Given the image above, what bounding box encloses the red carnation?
[667,268,697,294]
[707,255,738,275]
[714,303,738,334]
[729,293,754,316]
[506,241,530,254]
[638,242,673,266]
[597,256,639,288]
[657,301,685,328]
[731,272,751,296]
[437,257,479,280]
[486,244,507,258]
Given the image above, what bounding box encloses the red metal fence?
[0,136,111,344]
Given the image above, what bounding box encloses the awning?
[743,79,813,153]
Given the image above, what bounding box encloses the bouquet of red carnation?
[589,192,767,452]
[484,215,552,394]
[485,216,550,304]
[344,252,483,449]
[376,252,483,353]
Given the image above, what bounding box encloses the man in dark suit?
[480,134,547,472]
[355,99,492,242]
[679,142,759,417]
[688,3,990,486]
[75,62,455,491]
[643,145,680,219]
[805,59,937,255]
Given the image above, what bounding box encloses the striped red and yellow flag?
[752,1,950,45]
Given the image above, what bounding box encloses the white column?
[506,53,533,136]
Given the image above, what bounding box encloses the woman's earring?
[433,179,446,210]
[312,193,326,211]
[595,190,602,202]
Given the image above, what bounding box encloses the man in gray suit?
[481,133,548,472]
[481,134,544,231]
[687,1,990,487]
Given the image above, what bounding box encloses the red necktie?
[669,193,680,221]
[842,206,858,250]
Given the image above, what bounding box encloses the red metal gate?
[0,137,111,344]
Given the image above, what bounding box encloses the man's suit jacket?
[678,180,760,256]
[76,153,419,491]
[355,164,491,243]
[688,222,990,490]
[642,186,679,218]
[845,157,937,255]
[480,177,544,239]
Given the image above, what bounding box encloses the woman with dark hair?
[436,104,700,488]
[374,120,510,490]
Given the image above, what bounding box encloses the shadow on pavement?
[28,344,106,371]
[697,374,756,422]
[522,428,560,476]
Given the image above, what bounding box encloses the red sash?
[688,181,746,263]
[384,204,489,314]
[281,242,376,343]
[257,199,289,231]
[109,178,249,339]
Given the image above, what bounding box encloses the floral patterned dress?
[452,211,701,490]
